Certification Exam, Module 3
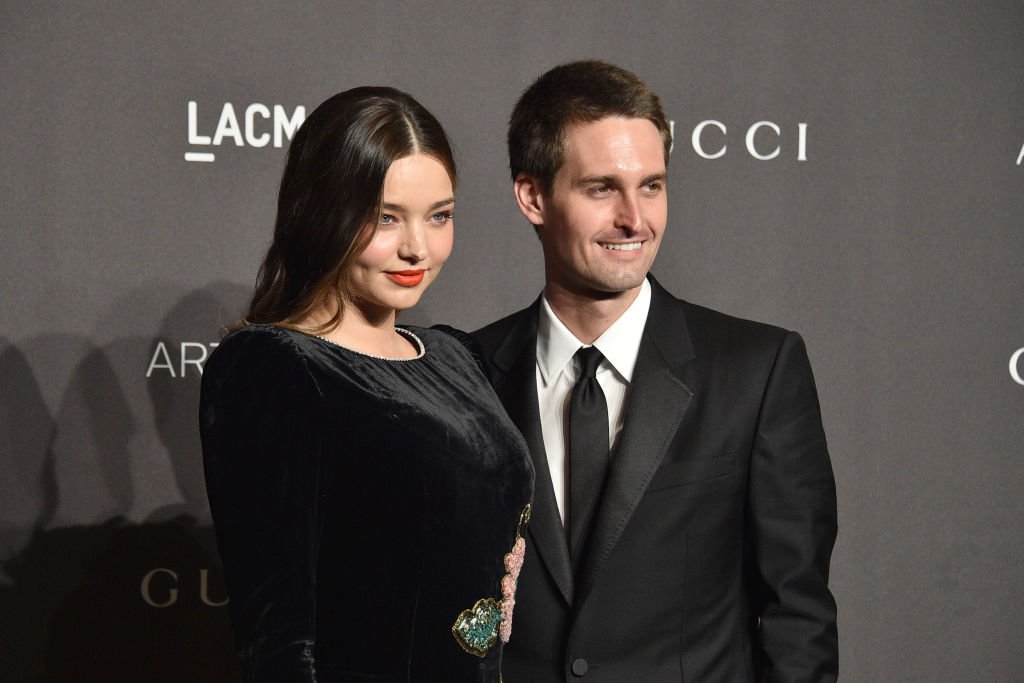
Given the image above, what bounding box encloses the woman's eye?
[380,214,396,225]
[431,211,453,224]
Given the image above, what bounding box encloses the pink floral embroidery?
[499,597,515,641]
[504,537,525,577]
[499,534,527,642]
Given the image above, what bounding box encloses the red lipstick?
[385,269,425,287]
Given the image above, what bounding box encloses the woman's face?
[346,153,455,318]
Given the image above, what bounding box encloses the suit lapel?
[575,278,696,605]
[491,303,574,605]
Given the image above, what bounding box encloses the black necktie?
[568,346,609,565]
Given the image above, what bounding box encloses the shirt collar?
[536,296,582,387]
[536,278,652,386]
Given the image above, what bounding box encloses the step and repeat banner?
[2,2,1022,680]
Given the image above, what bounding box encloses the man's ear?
[513,173,545,228]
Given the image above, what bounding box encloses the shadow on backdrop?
[0,282,248,681]
[147,282,249,530]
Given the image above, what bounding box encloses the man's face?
[525,117,668,299]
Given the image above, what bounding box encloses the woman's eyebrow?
[381,197,454,212]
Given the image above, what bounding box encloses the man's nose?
[614,192,642,232]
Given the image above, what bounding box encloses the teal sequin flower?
[451,598,502,657]
[452,505,531,658]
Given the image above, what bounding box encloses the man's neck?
[544,281,644,345]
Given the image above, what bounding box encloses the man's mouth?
[599,241,643,252]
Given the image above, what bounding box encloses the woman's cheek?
[433,225,455,265]
[361,233,399,265]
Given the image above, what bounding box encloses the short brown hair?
[508,60,671,193]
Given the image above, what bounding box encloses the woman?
[199,87,533,682]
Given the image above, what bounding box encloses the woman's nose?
[398,222,428,262]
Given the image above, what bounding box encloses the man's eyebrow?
[381,198,455,212]
[574,175,616,187]
[573,173,668,187]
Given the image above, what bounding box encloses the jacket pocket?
[645,451,736,492]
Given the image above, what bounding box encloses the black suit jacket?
[472,277,838,682]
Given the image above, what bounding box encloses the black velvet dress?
[199,324,534,682]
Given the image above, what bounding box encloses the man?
[473,60,838,681]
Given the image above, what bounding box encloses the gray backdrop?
[2,1,1022,680]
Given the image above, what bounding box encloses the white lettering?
[180,342,210,377]
[245,103,271,147]
[200,569,230,606]
[1017,142,1024,166]
[692,120,727,160]
[188,101,304,157]
[274,105,306,148]
[1010,348,1024,385]
[141,568,179,607]
[148,342,219,378]
[746,121,781,160]
[146,342,175,378]
[798,123,808,161]
[188,101,211,145]
[213,103,244,146]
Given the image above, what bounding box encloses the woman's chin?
[388,290,428,314]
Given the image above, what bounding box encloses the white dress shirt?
[536,278,652,525]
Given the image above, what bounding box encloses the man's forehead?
[561,117,665,172]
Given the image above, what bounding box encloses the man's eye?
[590,185,611,195]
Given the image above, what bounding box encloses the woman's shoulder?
[413,324,489,380]
[406,324,467,355]
[217,322,301,349]
[200,324,327,428]
[204,324,314,386]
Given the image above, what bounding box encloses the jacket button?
[571,658,589,676]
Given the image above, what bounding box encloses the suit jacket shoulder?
[641,276,801,375]
[677,297,792,357]
[470,301,540,381]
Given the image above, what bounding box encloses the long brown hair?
[244,86,456,333]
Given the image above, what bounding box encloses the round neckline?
[312,326,425,361]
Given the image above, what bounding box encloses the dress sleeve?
[747,331,839,682]
[199,332,328,682]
